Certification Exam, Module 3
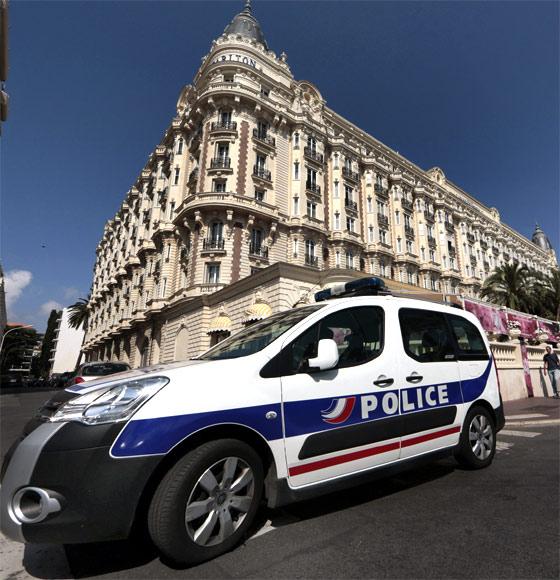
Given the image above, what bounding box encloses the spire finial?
[243,0,252,14]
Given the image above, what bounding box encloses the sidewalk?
[503,396,560,424]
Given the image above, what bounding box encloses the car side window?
[288,306,384,374]
[447,314,489,360]
[399,308,455,363]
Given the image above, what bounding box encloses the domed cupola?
[532,223,553,252]
[222,1,268,50]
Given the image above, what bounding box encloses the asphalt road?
[1,388,559,579]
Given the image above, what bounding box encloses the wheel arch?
[467,399,498,427]
[131,423,277,536]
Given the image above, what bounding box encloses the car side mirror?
[308,339,339,372]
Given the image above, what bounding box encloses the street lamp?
[0,325,33,362]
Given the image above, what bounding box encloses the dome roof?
[532,224,553,252]
[223,1,268,50]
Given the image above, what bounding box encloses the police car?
[0,277,505,565]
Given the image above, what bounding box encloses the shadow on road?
[62,459,456,577]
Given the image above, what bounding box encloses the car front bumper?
[1,421,160,544]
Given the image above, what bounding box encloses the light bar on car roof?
[314,277,389,302]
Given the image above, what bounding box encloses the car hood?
[66,360,207,394]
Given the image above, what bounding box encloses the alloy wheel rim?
[185,456,255,547]
[469,414,494,460]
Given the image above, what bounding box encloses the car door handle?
[406,374,423,383]
[373,377,394,387]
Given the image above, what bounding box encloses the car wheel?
[148,439,263,566]
[455,406,496,469]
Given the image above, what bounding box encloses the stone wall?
[490,341,559,401]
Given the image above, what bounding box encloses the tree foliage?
[481,264,559,320]
[68,297,89,330]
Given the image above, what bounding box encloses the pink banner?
[519,342,534,397]
[507,312,538,338]
[537,320,560,343]
[463,300,508,335]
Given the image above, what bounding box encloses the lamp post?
[0,324,33,367]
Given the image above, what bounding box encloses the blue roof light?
[314,277,388,302]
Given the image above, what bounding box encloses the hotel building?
[82,2,556,366]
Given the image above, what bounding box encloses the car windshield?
[82,363,130,376]
[199,305,324,361]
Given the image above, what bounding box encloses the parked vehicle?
[66,362,131,386]
[0,278,504,566]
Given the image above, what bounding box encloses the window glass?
[447,314,488,359]
[399,308,455,363]
[199,305,324,361]
[287,306,384,374]
[82,363,130,376]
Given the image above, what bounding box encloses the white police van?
[0,278,504,565]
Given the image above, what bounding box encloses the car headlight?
[51,376,169,425]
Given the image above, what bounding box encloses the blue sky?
[2,0,558,331]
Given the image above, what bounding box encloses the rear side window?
[447,314,489,360]
[399,308,455,363]
[82,363,130,376]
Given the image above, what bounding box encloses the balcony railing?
[470,255,478,266]
[481,241,488,250]
[210,157,231,169]
[210,121,237,132]
[374,184,388,197]
[252,129,276,147]
[249,243,268,258]
[345,199,358,212]
[202,238,225,251]
[448,246,457,257]
[467,233,475,244]
[427,235,437,247]
[401,198,413,211]
[492,247,500,256]
[424,210,435,222]
[342,167,360,182]
[304,147,324,164]
[377,213,389,228]
[405,225,415,238]
[305,255,319,267]
[253,166,272,181]
[445,221,455,233]
[306,183,321,195]
[503,252,511,261]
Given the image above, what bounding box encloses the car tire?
[455,405,496,469]
[148,439,263,566]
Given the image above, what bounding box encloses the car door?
[446,313,496,420]
[278,303,401,487]
[395,306,463,459]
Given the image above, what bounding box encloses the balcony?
[445,222,455,233]
[427,235,437,248]
[480,241,488,251]
[249,243,268,258]
[424,210,435,223]
[342,167,360,182]
[305,255,319,267]
[405,225,415,239]
[345,199,358,212]
[209,157,232,171]
[210,121,237,134]
[377,213,389,228]
[401,198,413,212]
[470,255,477,267]
[374,184,389,198]
[202,238,225,253]
[253,166,272,182]
[304,147,324,164]
[503,252,511,261]
[306,183,321,196]
[492,247,500,257]
[448,246,457,258]
[252,129,276,148]
[467,233,475,244]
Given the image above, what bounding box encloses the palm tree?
[540,268,560,321]
[68,297,89,330]
[480,263,535,312]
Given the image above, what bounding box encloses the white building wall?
[51,308,85,374]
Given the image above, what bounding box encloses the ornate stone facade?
[82,2,557,365]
